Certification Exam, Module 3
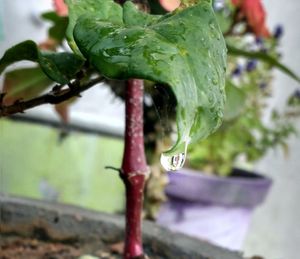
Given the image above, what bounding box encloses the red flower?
[232,0,270,37]
[53,0,68,16]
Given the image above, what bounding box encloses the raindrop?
[217,109,223,118]
[102,50,110,57]
[160,139,189,171]
[160,152,186,171]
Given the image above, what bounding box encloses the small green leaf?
[0,40,84,84]
[41,11,68,44]
[3,67,52,104]
[227,44,300,83]
[0,41,39,68]
[72,0,227,153]
[39,52,84,83]
[215,10,232,33]
[224,81,246,121]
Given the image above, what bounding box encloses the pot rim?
[165,167,273,207]
[169,167,272,186]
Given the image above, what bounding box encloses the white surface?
[158,202,252,251]
[243,1,300,259]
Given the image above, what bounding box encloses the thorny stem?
[121,79,149,259]
[0,76,103,117]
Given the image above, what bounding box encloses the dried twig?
[0,76,103,117]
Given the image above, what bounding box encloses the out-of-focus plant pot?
[157,168,272,250]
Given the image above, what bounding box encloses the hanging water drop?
[160,139,189,171]
[102,50,110,57]
[160,152,186,171]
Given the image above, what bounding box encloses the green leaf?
[227,44,300,83]
[224,81,246,121]
[71,0,227,154]
[41,11,68,44]
[65,0,123,55]
[0,40,39,67]
[3,67,53,104]
[123,2,161,26]
[215,10,232,34]
[0,40,84,84]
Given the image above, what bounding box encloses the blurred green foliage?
[186,3,300,175]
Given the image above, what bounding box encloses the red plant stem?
[121,79,149,259]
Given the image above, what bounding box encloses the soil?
[0,234,122,259]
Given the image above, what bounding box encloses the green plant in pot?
[150,0,300,251]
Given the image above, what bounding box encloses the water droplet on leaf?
[103,50,110,57]
[160,139,189,171]
[160,152,186,171]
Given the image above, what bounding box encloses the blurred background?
[0,0,299,258]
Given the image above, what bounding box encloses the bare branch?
[0,76,104,117]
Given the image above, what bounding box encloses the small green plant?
[187,0,300,176]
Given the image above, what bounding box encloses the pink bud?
[53,0,68,16]
[159,0,180,12]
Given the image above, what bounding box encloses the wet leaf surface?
[67,0,227,154]
[0,41,84,84]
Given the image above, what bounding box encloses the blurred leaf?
[281,142,289,158]
[54,102,70,123]
[224,81,246,120]
[215,11,232,33]
[0,40,84,84]
[3,67,52,105]
[227,44,300,83]
[71,0,227,154]
[288,90,300,107]
[54,96,78,123]
[41,11,68,44]
[39,38,59,51]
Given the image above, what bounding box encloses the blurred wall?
[0,0,51,48]
[244,1,300,259]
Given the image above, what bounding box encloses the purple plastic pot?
[157,168,272,251]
